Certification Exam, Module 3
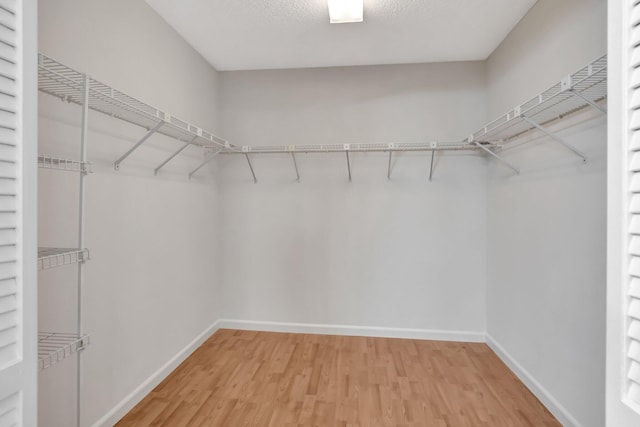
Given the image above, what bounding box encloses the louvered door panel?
[0,0,17,378]
[610,1,640,423]
[0,392,19,426]
[629,0,640,409]
[0,0,36,425]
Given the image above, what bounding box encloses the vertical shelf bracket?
[345,144,351,182]
[290,150,300,182]
[244,150,257,183]
[114,121,164,170]
[471,138,520,174]
[521,115,588,163]
[387,143,395,180]
[569,89,607,114]
[188,150,221,179]
[154,135,198,175]
[76,73,90,427]
[561,74,607,115]
[429,142,437,181]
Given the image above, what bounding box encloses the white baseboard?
[216,318,485,342]
[91,319,222,427]
[486,334,582,427]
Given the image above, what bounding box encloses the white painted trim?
[606,0,640,425]
[20,0,39,424]
[486,334,582,427]
[216,319,485,342]
[91,320,222,427]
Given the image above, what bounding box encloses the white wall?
[485,1,607,426]
[38,1,223,426]
[217,63,489,337]
[487,0,607,118]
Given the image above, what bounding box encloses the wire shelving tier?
[222,56,607,158]
[37,52,608,179]
[37,247,89,270]
[38,53,96,427]
[229,141,474,154]
[37,54,233,153]
[218,55,607,177]
[38,332,90,370]
[470,55,607,145]
[38,155,91,173]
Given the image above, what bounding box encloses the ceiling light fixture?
[328,0,363,24]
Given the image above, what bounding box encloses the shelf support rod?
[188,150,221,179]
[429,149,435,181]
[76,73,90,427]
[114,121,164,170]
[472,141,520,174]
[346,151,352,182]
[291,153,300,182]
[387,151,392,180]
[245,153,257,183]
[154,135,198,175]
[521,115,588,163]
[569,89,607,114]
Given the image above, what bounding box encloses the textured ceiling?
[146,0,538,71]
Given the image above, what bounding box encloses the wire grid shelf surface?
[38,155,90,173]
[38,332,89,370]
[37,247,89,270]
[37,54,232,151]
[470,55,607,144]
[37,52,607,166]
[227,141,482,155]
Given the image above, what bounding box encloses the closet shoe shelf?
[38,155,91,173]
[37,247,89,270]
[38,332,90,371]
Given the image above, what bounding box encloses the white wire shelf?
[470,55,607,145]
[37,52,606,179]
[38,247,89,270]
[37,54,234,152]
[38,332,89,370]
[38,155,91,173]
[223,141,478,155]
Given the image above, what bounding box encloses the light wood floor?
[116,329,560,427]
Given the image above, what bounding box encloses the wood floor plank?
[116,329,561,427]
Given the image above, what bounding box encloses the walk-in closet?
[2,0,639,426]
